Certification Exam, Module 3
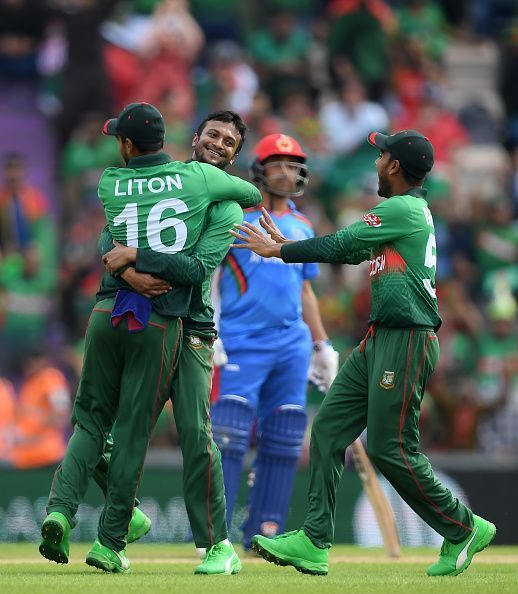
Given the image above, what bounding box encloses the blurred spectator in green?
[59,205,105,341]
[60,112,121,225]
[0,153,56,267]
[0,244,56,374]
[327,0,396,100]
[475,198,518,283]
[160,88,193,164]
[191,0,242,43]
[131,0,161,14]
[475,283,518,455]
[248,8,310,108]
[396,0,449,61]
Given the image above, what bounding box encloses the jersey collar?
[127,152,172,168]
[405,187,428,200]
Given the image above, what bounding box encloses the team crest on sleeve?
[362,213,381,227]
[380,371,395,389]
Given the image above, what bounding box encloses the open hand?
[230,221,282,258]
[258,207,288,244]
[103,240,137,275]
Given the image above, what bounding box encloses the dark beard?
[377,176,390,198]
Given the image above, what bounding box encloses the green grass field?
[0,543,517,594]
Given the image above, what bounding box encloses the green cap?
[368,129,434,179]
[103,102,165,144]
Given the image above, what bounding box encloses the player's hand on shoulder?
[308,340,339,393]
[213,337,228,367]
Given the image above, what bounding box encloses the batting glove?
[213,337,228,367]
[308,340,339,392]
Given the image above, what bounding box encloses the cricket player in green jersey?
[97,111,251,575]
[231,130,496,577]
[39,104,261,572]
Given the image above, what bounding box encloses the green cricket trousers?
[47,298,182,551]
[93,332,228,549]
[303,326,474,549]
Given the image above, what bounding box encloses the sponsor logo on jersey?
[369,247,406,278]
[362,213,381,227]
[188,335,203,349]
[380,371,395,389]
[370,254,386,276]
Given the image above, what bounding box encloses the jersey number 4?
[114,199,188,253]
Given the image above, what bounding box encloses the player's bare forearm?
[302,281,328,342]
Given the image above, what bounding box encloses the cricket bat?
[350,438,401,558]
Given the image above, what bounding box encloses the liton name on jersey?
[115,175,183,196]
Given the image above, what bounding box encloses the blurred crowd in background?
[0,0,517,468]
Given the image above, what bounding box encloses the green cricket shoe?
[39,511,71,564]
[127,507,151,544]
[252,529,328,576]
[194,541,242,575]
[427,515,496,577]
[85,539,131,573]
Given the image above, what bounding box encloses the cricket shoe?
[194,540,241,575]
[127,507,151,544]
[427,515,496,577]
[85,539,131,573]
[252,529,328,575]
[39,511,71,564]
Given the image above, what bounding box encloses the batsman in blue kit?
[212,134,339,548]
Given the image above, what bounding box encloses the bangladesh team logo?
[362,213,382,227]
[188,335,203,349]
[380,371,395,389]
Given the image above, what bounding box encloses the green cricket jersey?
[281,187,441,329]
[96,152,260,317]
[135,201,243,337]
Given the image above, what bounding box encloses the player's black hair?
[120,136,164,153]
[196,110,247,153]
